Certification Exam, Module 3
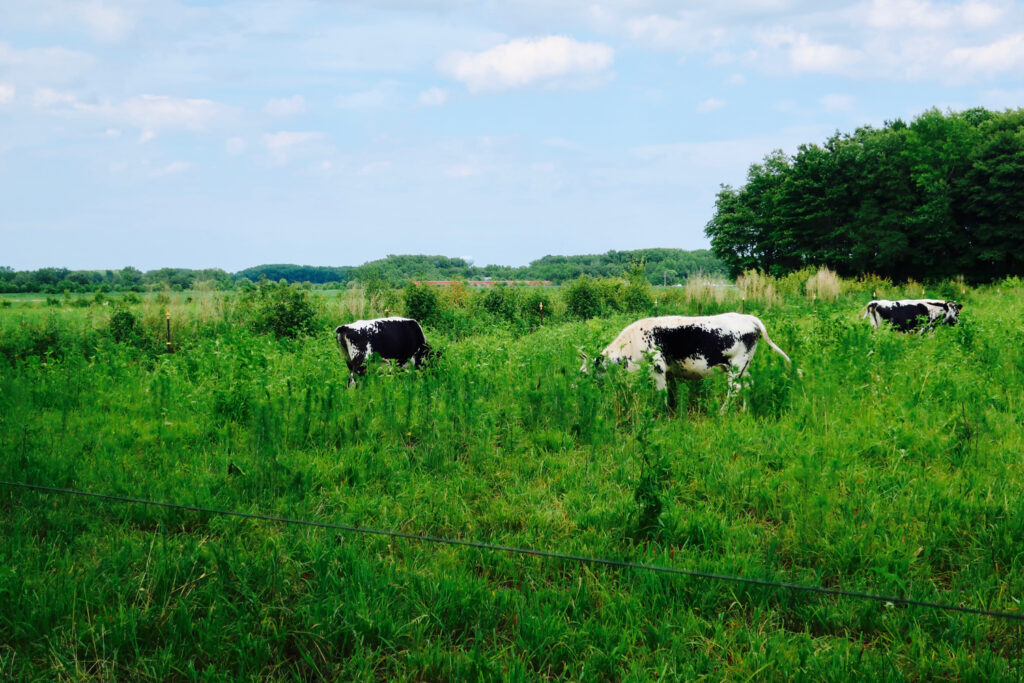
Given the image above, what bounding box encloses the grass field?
[2,278,1023,680]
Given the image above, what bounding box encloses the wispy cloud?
[697,97,725,113]
[151,160,192,178]
[945,32,1024,77]
[335,83,398,109]
[439,36,614,92]
[32,90,231,135]
[262,131,327,162]
[417,87,448,107]
[820,93,855,111]
[264,95,306,117]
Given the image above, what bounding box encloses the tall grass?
[806,266,842,301]
[1,274,1023,679]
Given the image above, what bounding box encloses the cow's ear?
[957,303,963,310]
[334,326,344,334]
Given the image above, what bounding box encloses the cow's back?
[337,317,428,364]
[602,313,759,363]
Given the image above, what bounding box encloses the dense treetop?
[705,107,1024,281]
[1,249,725,293]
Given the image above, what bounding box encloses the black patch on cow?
[876,303,934,332]
[336,318,431,378]
[648,324,741,370]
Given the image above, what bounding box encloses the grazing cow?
[580,313,792,412]
[335,317,434,387]
[862,299,962,333]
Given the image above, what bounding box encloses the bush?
[623,261,654,314]
[109,310,138,343]
[480,286,521,325]
[564,276,603,319]
[241,280,320,339]
[403,283,441,325]
[520,290,551,327]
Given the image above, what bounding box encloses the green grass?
[2,282,1023,680]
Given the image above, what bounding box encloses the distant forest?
[706,107,1024,280]
[0,249,726,293]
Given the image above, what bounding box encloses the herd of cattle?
[335,298,963,403]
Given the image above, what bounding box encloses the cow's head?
[334,325,346,345]
[942,301,963,326]
[578,349,606,375]
[420,343,441,366]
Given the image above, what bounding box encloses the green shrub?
[480,286,521,325]
[241,279,320,339]
[109,310,139,343]
[564,276,603,319]
[520,290,551,327]
[623,261,654,314]
[403,282,441,325]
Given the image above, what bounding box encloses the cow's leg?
[346,356,367,389]
[650,353,668,392]
[665,375,679,414]
[720,358,752,415]
[721,369,740,415]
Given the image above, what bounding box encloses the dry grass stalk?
[806,267,841,301]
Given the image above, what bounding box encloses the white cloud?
[335,85,397,109]
[225,137,247,156]
[439,35,614,92]
[77,2,134,42]
[780,32,864,73]
[417,87,448,107]
[945,33,1024,76]
[697,97,725,113]
[443,163,482,178]
[262,131,327,162]
[866,0,954,31]
[961,0,1004,28]
[820,93,855,110]
[358,161,392,175]
[33,90,230,132]
[627,15,689,46]
[0,42,95,85]
[264,95,306,117]
[866,0,1004,31]
[151,161,192,178]
[0,83,15,105]
[32,87,77,107]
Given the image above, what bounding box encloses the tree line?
[705,107,1024,281]
[3,249,726,293]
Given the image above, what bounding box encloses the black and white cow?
[862,299,962,333]
[335,317,434,387]
[580,313,792,412]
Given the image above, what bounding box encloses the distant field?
[1,278,1022,679]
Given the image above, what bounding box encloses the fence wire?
[2,479,1022,622]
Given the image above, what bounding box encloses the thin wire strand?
[3,479,1022,622]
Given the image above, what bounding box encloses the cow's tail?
[753,317,792,366]
[861,301,881,328]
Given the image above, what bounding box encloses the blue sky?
[2,0,1022,271]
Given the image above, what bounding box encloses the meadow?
[1,272,1023,680]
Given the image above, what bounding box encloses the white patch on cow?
[344,316,410,332]
[586,313,790,413]
[863,299,959,330]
